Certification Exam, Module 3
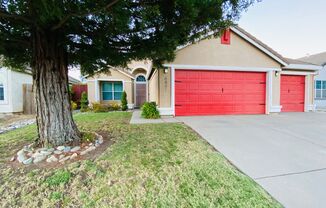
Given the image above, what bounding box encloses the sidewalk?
[130,110,181,124]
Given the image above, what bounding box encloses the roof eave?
[282,64,322,71]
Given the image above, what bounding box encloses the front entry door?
[135,75,147,107]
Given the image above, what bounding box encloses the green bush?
[80,91,89,112]
[92,102,109,113]
[141,102,160,119]
[121,91,128,111]
[71,101,78,111]
[108,102,121,111]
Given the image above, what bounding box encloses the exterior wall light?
[275,71,280,77]
[164,68,168,74]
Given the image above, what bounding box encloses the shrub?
[109,102,121,111]
[92,102,109,113]
[121,91,128,111]
[80,91,89,112]
[71,101,78,111]
[141,102,160,119]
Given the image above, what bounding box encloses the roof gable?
[176,26,288,66]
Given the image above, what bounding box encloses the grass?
[0,112,282,207]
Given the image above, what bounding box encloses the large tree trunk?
[32,29,81,147]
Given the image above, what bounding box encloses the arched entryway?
[135,74,147,107]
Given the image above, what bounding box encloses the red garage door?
[175,70,266,116]
[281,75,305,112]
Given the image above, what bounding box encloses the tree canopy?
[0,0,257,146]
[0,0,256,74]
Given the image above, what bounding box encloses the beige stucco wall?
[272,74,281,106]
[87,81,96,104]
[308,74,315,105]
[167,31,282,69]
[128,60,152,77]
[86,69,134,105]
[311,75,315,105]
[158,68,171,108]
[159,31,283,110]
[148,69,159,103]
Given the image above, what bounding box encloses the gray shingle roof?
[297,52,326,66]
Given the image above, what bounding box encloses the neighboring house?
[0,67,80,114]
[298,52,326,108]
[0,68,33,113]
[86,26,322,116]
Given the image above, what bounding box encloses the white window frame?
[101,81,124,101]
[136,74,146,82]
[0,83,4,101]
[315,80,326,100]
[0,68,9,105]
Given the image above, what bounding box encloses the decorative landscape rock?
[46,155,58,163]
[64,146,71,152]
[70,153,78,160]
[17,153,27,163]
[47,148,55,152]
[33,154,47,163]
[23,158,33,165]
[0,119,35,135]
[71,146,80,152]
[12,132,104,165]
[57,146,65,151]
[54,150,62,155]
[59,156,70,163]
[40,150,52,156]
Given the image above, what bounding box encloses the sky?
[237,0,326,59]
[69,0,326,80]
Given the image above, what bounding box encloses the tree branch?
[0,9,33,24]
[51,0,120,31]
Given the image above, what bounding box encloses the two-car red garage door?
[175,70,266,116]
[175,70,306,116]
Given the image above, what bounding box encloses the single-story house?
[298,52,326,108]
[86,26,322,116]
[0,67,81,114]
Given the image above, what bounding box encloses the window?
[136,75,146,82]
[315,80,326,99]
[0,83,4,101]
[101,81,123,101]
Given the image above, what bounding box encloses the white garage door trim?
[158,64,280,116]
[281,71,316,112]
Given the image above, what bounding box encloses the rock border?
[11,132,104,165]
[0,119,35,134]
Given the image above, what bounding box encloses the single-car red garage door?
[175,70,266,116]
[281,75,305,112]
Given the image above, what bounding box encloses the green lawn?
[0,112,281,208]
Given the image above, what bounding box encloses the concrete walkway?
[178,113,326,208]
[130,110,180,124]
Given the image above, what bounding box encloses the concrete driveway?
[178,112,326,208]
